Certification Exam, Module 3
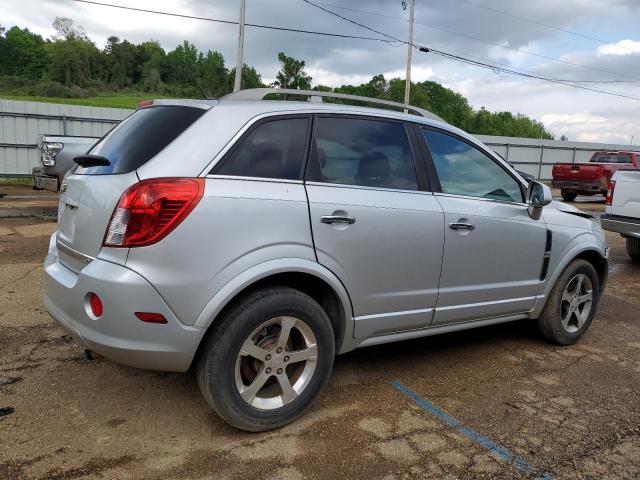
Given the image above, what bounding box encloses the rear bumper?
[551,180,605,192]
[43,233,205,372]
[600,214,640,238]
[32,167,59,192]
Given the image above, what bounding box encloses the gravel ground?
[0,198,638,480]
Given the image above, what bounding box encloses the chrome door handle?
[321,215,356,225]
[449,222,475,231]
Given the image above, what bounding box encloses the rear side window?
[307,117,418,190]
[213,117,309,180]
[75,106,205,175]
[590,154,632,164]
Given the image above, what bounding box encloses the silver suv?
[44,89,608,431]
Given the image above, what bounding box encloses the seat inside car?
[355,151,391,187]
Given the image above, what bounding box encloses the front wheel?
[196,287,335,431]
[626,237,640,262]
[561,189,578,202]
[538,259,599,345]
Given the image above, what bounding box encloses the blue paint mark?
[389,380,553,480]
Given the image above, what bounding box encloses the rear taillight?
[605,181,616,206]
[104,178,204,247]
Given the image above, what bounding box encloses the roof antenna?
[191,74,210,99]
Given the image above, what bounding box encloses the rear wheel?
[561,189,577,202]
[538,259,599,345]
[196,287,335,431]
[626,237,640,262]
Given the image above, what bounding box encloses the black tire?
[196,286,335,432]
[560,189,578,202]
[626,237,640,262]
[538,259,599,345]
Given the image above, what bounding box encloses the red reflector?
[137,99,154,109]
[135,312,167,324]
[103,178,205,248]
[89,293,103,317]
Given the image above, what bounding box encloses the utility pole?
[403,0,416,112]
[233,0,246,93]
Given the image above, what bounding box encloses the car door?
[418,126,548,326]
[305,115,445,339]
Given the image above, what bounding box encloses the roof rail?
[222,88,445,123]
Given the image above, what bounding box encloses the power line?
[421,47,640,101]
[448,0,639,53]
[67,0,399,44]
[299,0,403,44]
[314,1,640,81]
[303,1,640,101]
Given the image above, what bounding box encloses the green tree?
[198,50,227,98]
[44,17,101,88]
[417,81,474,130]
[166,40,199,89]
[227,64,264,92]
[104,36,137,87]
[273,52,311,90]
[138,41,167,92]
[0,26,48,79]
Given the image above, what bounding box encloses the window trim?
[209,114,312,180]
[304,113,430,192]
[414,124,528,204]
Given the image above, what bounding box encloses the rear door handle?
[449,222,475,231]
[321,215,356,225]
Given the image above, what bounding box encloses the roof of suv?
[151,93,447,126]
[218,99,447,124]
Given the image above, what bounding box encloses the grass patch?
[0,94,166,109]
[0,176,32,187]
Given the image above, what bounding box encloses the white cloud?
[597,39,640,56]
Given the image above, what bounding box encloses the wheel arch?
[193,258,355,356]
[533,241,608,317]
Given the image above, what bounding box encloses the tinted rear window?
[590,154,632,164]
[75,106,205,175]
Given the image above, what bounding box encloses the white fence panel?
[0,99,131,176]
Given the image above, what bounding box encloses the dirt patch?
[1,217,639,479]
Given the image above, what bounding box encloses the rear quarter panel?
[124,178,317,327]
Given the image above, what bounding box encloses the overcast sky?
[2,0,639,144]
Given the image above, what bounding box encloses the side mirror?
[527,181,552,220]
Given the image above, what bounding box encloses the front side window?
[308,117,419,190]
[422,129,523,203]
[214,117,309,180]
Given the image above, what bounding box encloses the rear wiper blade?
[74,155,110,167]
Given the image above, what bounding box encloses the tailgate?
[57,173,138,271]
[553,163,601,181]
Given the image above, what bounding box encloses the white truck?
[33,135,99,191]
[601,169,640,261]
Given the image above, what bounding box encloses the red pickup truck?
[552,151,640,201]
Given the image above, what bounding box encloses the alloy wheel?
[560,273,593,333]
[234,316,318,410]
